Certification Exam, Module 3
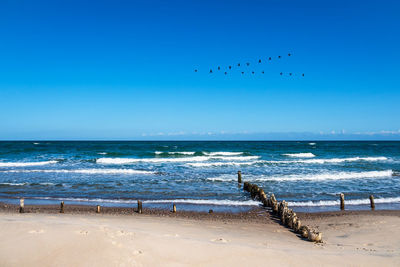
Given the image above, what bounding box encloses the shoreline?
[1,205,400,266]
[2,201,400,222]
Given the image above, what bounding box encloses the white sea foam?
[283,153,315,158]
[265,156,388,164]
[309,143,316,145]
[207,170,393,182]
[30,197,259,206]
[2,169,155,175]
[0,160,58,167]
[288,197,400,207]
[33,142,40,145]
[187,162,255,167]
[203,152,244,156]
[0,182,57,186]
[97,155,259,164]
[155,151,196,155]
[98,152,108,155]
[97,156,211,164]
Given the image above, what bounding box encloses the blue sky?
[0,0,399,140]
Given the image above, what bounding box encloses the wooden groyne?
[243,181,323,242]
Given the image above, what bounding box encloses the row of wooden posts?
[239,171,323,242]
[18,199,179,214]
[240,171,377,211]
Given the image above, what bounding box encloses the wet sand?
[0,203,399,266]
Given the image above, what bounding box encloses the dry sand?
[0,209,399,266]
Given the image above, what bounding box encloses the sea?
[0,141,399,212]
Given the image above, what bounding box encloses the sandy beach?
[0,205,399,266]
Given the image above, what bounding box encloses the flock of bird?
[194,53,305,77]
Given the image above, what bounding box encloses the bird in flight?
[246,62,250,66]
[228,66,232,70]
[258,59,262,63]
[210,69,213,73]
[288,53,291,56]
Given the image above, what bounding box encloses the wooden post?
[96,205,101,213]
[172,204,176,213]
[137,200,142,214]
[369,195,375,210]
[19,198,24,213]
[60,201,64,213]
[340,193,345,210]
[209,209,213,214]
[237,171,242,183]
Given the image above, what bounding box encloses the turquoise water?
[0,141,399,212]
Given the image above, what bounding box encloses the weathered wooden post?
[209,209,213,214]
[137,200,142,214]
[96,205,101,213]
[60,201,64,213]
[19,198,24,213]
[243,182,249,191]
[172,204,176,213]
[340,193,345,210]
[237,171,242,184]
[369,195,375,210]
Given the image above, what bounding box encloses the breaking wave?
[288,197,400,207]
[97,156,259,164]
[0,160,58,167]
[203,152,244,156]
[1,168,155,175]
[207,170,393,182]
[283,153,315,158]
[266,156,388,164]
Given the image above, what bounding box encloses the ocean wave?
[97,156,210,164]
[288,197,400,207]
[187,162,255,167]
[265,156,388,164]
[143,199,260,206]
[309,143,316,145]
[28,197,260,206]
[283,153,315,158]
[0,160,58,167]
[207,170,394,182]
[97,155,259,164]
[1,168,155,175]
[98,152,108,155]
[203,152,244,156]
[155,151,196,155]
[0,182,58,186]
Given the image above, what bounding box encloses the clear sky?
[0,0,399,140]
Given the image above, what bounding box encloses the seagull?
[268,57,272,60]
[228,66,232,69]
[237,63,240,67]
[289,73,292,76]
[302,73,305,77]
[261,71,264,74]
[288,53,291,56]
[258,59,262,63]
[218,66,221,70]
[194,69,198,72]
[246,62,250,66]
[252,71,255,74]
[280,72,283,75]
[224,72,227,75]
[241,72,244,74]
[278,56,281,59]
[210,69,213,73]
